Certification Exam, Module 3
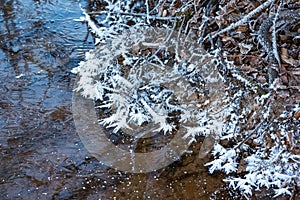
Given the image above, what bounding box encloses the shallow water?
[1,1,294,199]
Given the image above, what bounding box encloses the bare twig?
[234,118,268,150]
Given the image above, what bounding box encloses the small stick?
[234,118,267,150]
[87,11,181,21]
[207,0,275,39]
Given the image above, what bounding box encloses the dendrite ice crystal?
[72,1,300,196]
[72,26,226,143]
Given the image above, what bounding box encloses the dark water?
[0,1,291,199]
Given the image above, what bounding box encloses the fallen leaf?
[294,111,300,120]
[238,42,252,54]
[281,48,299,67]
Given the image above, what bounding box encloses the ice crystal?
[73,1,300,197]
[211,102,300,197]
[73,22,227,143]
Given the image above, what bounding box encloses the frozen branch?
[271,4,281,66]
[87,11,181,21]
[209,0,275,39]
[145,0,150,24]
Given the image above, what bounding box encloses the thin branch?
[271,1,282,66]
[87,11,181,21]
[145,0,150,24]
[234,119,267,150]
[208,0,275,39]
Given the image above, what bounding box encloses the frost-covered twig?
[145,0,150,24]
[258,8,300,67]
[271,2,282,66]
[231,68,267,95]
[209,0,275,39]
[82,8,114,39]
[87,11,181,21]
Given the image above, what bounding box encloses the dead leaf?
[265,131,272,149]
[238,43,252,54]
[281,48,299,67]
[291,68,300,76]
[280,75,289,85]
[286,132,293,149]
[294,111,300,120]
[237,159,247,173]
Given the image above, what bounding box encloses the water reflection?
[0,1,240,199]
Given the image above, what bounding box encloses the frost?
[222,162,238,174]
[207,92,300,197]
[205,148,237,174]
[273,187,292,197]
[73,10,227,145]
[73,1,300,198]
[206,159,222,174]
[16,73,24,79]
[210,0,275,39]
